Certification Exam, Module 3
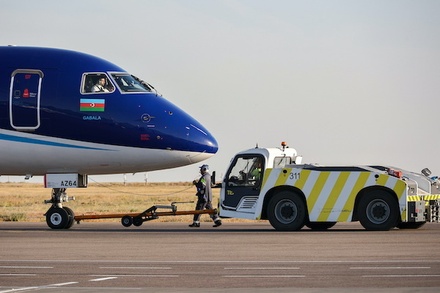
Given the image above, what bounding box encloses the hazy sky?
[1,0,440,184]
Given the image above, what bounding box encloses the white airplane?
[0,46,218,229]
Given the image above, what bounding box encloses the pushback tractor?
[218,142,440,231]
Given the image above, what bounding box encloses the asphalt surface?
[0,221,440,292]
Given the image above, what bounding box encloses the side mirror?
[211,171,222,188]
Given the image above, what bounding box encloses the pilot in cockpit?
[92,77,110,93]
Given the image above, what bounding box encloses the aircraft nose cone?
[153,99,218,154]
[190,124,218,155]
[205,135,218,154]
[180,123,218,164]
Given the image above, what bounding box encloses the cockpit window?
[110,73,153,93]
[81,73,115,94]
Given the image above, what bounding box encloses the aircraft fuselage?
[0,46,218,176]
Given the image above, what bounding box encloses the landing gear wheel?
[267,191,306,231]
[63,207,75,229]
[121,215,133,227]
[358,190,399,231]
[133,217,143,227]
[306,222,336,231]
[46,207,69,229]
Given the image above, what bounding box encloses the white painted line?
[224,275,305,278]
[0,273,37,277]
[0,266,53,269]
[0,287,39,293]
[100,266,172,270]
[90,277,118,282]
[2,259,440,264]
[351,266,431,270]
[224,267,300,270]
[0,282,78,293]
[91,274,179,278]
[363,274,440,278]
[46,282,78,286]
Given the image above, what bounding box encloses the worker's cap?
[199,164,209,171]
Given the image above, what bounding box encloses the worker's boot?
[189,222,200,227]
[213,220,222,227]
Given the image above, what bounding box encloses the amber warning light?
[281,141,287,151]
[387,168,403,179]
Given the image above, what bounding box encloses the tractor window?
[273,156,292,168]
[226,155,264,187]
[81,73,115,94]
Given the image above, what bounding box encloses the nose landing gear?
[44,188,75,229]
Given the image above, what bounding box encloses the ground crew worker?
[251,159,262,181]
[189,164,222,228]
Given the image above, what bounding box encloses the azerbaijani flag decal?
[80,99,105,112]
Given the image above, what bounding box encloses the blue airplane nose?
[145,96,218,156]
[184,122,219,155]
[169,109,219,155]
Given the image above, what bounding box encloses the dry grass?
[0,182,253,224]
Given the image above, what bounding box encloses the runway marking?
[0,282,78,293]
[2,259,440,264]
[91,274,179,278]
[47,282,78,286]
[0,273,37,277]
[0,266,53,269]
[100,266,172,270]
[224,267,300,270]
[90,277,118,282]
[0,287,39,293]
[363,274,440,278]
[351,266,431,270]
[224,275,305,278]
